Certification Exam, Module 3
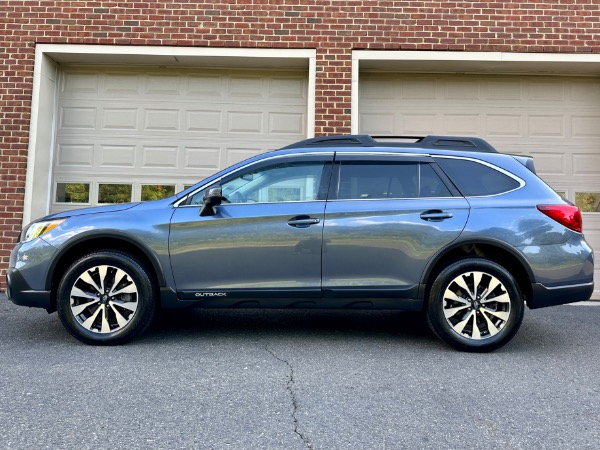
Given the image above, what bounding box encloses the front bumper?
[6,267,53,311]
[6,237,58,312]
[529,281,594,309]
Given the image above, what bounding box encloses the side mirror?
[199,187,223,217]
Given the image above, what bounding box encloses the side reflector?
[537,205,582,233]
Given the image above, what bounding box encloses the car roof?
[280,134,499,153]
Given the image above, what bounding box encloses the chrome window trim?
[178,199,327,208]
[327,196,466,202]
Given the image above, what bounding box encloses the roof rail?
[281,134,498,153]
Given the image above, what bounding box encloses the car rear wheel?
[426,258,524,352]
[57,251,156,345]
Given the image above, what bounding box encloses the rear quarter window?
[435,157,521,196]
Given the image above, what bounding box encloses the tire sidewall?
[57,251,156,345]
[427,258,524,352]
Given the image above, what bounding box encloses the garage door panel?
[529,115,565,137]
[225,147,263,166]
[185,77,223,97]
[573,153,600,175]
[358,113,394,135]
[441,78,480,99]
[269,112,305,135]
[61,71,99,95]
[183,147,221,170]
[484,80,522,100]
[55,138,289,175]
[102,108,139,130]
[59,106,97,130]
[571,115,600,137]
[571,80,600,101]
[528,80,566,101]
[102,73,140,95]
[443,114,481,135]
[186,110,222,132]
[56,143,94,167]
[227,111,263,134]
[144,73,182,95]
[401,78,437,99]
[61,104,305,138]
[486,114,525,137]
[98,145,136,168]
[144,109,180,131]
[270,77,306,99]
[527,152,567,176]
[359,72,600,298]
[403,114,438,134]
[141,146,178,169]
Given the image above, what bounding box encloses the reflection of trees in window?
[98,184,132,204]
[141,185,176,201]
[268,187,301,202]
[56,183,90,203]
[221,162,324,204]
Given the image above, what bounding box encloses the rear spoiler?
[512,155,536,174]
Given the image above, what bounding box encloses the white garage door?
[52,66,308,213]
[359,73,600,298]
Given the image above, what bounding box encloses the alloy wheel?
[69,265,139,334]
[442,271,511,340]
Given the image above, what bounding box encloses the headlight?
[21,219,66,243]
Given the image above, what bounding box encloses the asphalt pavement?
[1,293,599,449]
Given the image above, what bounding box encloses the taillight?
[537,205,582,233]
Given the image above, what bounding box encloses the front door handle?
[420,210,453,222]
[287,215,321,228]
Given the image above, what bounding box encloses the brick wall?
[1,0,599,289]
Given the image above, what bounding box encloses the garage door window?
[576,192,600,213]
[55,183,90,204]
[98,184,132,204]
[141,185,176,201]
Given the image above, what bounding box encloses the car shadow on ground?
[144,308,438,346]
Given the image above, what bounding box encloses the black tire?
[57,251,156,345]
[426,258,524,352]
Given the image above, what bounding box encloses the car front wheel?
[426,258,524,352]
[57,251,156,345]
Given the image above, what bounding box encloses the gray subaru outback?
[6,135,594,351]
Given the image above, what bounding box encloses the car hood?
[43,202,142,220]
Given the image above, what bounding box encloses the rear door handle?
[420,210,453,222]
[287,216,321,228]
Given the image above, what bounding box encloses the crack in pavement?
[264,345,313,450]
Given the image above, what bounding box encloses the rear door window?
[334,159,452,200]
[435,157,521,196]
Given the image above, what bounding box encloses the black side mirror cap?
[199,187,223,217]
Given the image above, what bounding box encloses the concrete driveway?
[1,293,599,449]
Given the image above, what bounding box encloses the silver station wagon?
[6,135,594,351]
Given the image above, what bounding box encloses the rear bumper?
[5,268,53,311]
[529,282,594,309]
